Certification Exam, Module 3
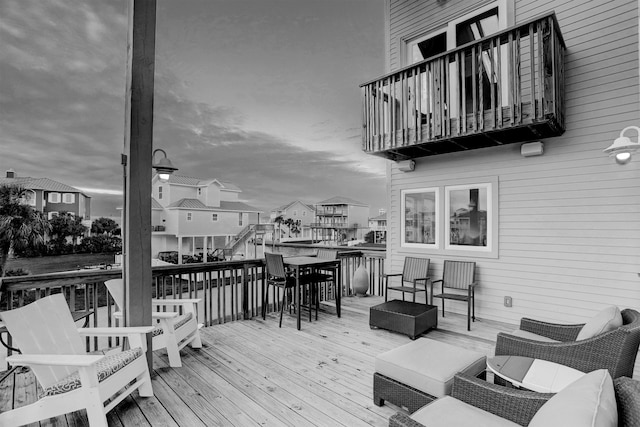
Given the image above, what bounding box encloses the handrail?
[0,249,388,354]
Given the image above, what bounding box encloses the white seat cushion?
[375,338,486,397]
[576,306,623,340]
[508,329,559,342]
[411,396,519,427]
[529,369,617,427]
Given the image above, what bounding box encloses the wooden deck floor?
[0,297,566,426]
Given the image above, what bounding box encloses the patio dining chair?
[384,257,430,303]
[263,252,318,326]
[105,278,203,368]
[0,294,153,427]
[430,260,477,331]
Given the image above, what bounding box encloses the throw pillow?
[529,369,617,427]
[576,306,622,340]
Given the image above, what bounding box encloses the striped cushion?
[151,312,193,337]
[41,347,143,397]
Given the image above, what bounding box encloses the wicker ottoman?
[374,338,486,413]
[370,300,437,340]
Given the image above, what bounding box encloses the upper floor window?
[238,213,243,226]
[293,210,298,216]
[63,193,75,204]
[302,211,306,217]
[158,186,163,200]
[198,188,202,196]
[47,192,61,203]
[187,212,192,221]
[212,213,218,222]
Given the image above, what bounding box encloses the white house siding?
[386,0,640,324]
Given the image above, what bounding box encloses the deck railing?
[361,13,566,159]
[0,249,386,354]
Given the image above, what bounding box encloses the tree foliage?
[91,217,119,235]
[49,212,88,251]
[0,185,50,277]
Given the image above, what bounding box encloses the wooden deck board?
[6,296,636,426]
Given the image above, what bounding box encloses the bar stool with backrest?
[263,252,318,327]
[384,257,430,303]
[430,260,477,331]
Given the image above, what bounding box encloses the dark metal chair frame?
[262,253,317,327]
[495,308,640,379]
[430,260,477,331]
[384,257,430,303]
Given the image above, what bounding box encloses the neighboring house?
[151,174,262,261]
[368,212,387,244]
[311,196,370,244]
[0,169,91,227]
[269,200,315,239]
[360,0,639,325]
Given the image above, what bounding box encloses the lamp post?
[603,126,640,165]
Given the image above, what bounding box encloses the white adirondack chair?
[0,293,154,427]
[105,279,203,368]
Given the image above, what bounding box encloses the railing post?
[242,263,249,319]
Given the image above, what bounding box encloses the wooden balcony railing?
[361,13,566,160]
[0,249,386,356]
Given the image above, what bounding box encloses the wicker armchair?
[495,308,640,379]
[388,373,640,427]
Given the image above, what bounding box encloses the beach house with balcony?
[311,196,370,244]
[0,168,91,226]
[368,211,387,244]
[269,200,315,239]
[151,174,261,262]
[361,0,640,325]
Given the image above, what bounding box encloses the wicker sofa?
[389,372,640,427]
[494,308,640,379]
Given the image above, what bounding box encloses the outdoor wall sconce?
[153,148,178,181]
[396,159,416,172]
[603,126,640,165]
[521,141,544,157]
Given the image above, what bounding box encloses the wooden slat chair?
[430,260,477,331]
[384,257,430,303]
[262,252,317,326]
[105,279,203,368]
[0,294,153,427]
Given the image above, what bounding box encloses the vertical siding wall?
[387,0,640,324]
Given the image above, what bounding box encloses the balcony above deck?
[360,14,566,161]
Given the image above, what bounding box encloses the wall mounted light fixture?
[152,148,178,181]
[521,141,544,157]
[396,159,416,172]
[603,126,640,165]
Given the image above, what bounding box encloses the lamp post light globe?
[152,148,178,181]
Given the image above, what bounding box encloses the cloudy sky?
[0,0,387,218]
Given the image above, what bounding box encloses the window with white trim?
[238,213,243,226]
[63,193,75,204]
[445,183,492,252]
[48,192,61,203]
[187,212,192,221]
[212,213,218,222]
[401,188,439,248]
[158,186,163,200]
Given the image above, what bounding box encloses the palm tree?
[273,215,284,242]
[0,185,50,278]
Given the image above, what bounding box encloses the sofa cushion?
[529,369,617,427]
[614,377,640,427]
[508,328,559,342]
[576,306,622,340]
[375,338,486,398]
[411,396,519,427]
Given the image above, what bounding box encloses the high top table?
[282,256,341,330]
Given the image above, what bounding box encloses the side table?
[370,300,437,339]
